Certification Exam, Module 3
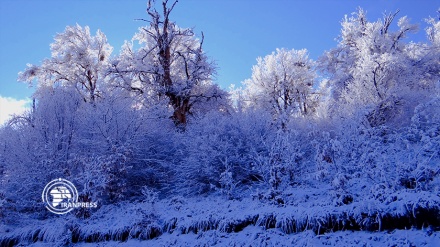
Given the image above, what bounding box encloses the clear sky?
[0,0,438,123]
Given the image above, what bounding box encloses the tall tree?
[242,48,317,125]
[318,9,429,117]
[109,0,226,125]
[18,24,113,103]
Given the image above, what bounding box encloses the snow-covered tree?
[18,24,113,102]
[419,12,440,91]
[109,0,226,125]
[242,48,318,126]
[320,9,410,105]
[319,8,439,124]
[0,85,85,213]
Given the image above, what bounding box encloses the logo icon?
[42,178,78,214]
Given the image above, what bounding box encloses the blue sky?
[0,0,438,118]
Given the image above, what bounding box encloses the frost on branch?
[18,24,113,102]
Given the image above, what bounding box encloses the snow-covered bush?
[0,86,84,215]
[174,110,273,197]
[141,186,159,204]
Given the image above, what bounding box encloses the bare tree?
[109,0,225,125]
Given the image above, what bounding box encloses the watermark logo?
[42,178,97,214]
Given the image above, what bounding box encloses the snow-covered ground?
[6,225,440,247]
[2,186,439,246]
[23,228,439,247]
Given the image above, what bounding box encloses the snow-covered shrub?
[75,88,174,202]
[141,186,159,204]
[367,96,404,127]
[0,86,84,215]
[405,97,440,190]
[174,109,273,197]
[71,146,132,207]
[411,97,440,135]
[219,168,237,199]
[311,118,366,186]
[250,129,306,203]
[123,118,177,197]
